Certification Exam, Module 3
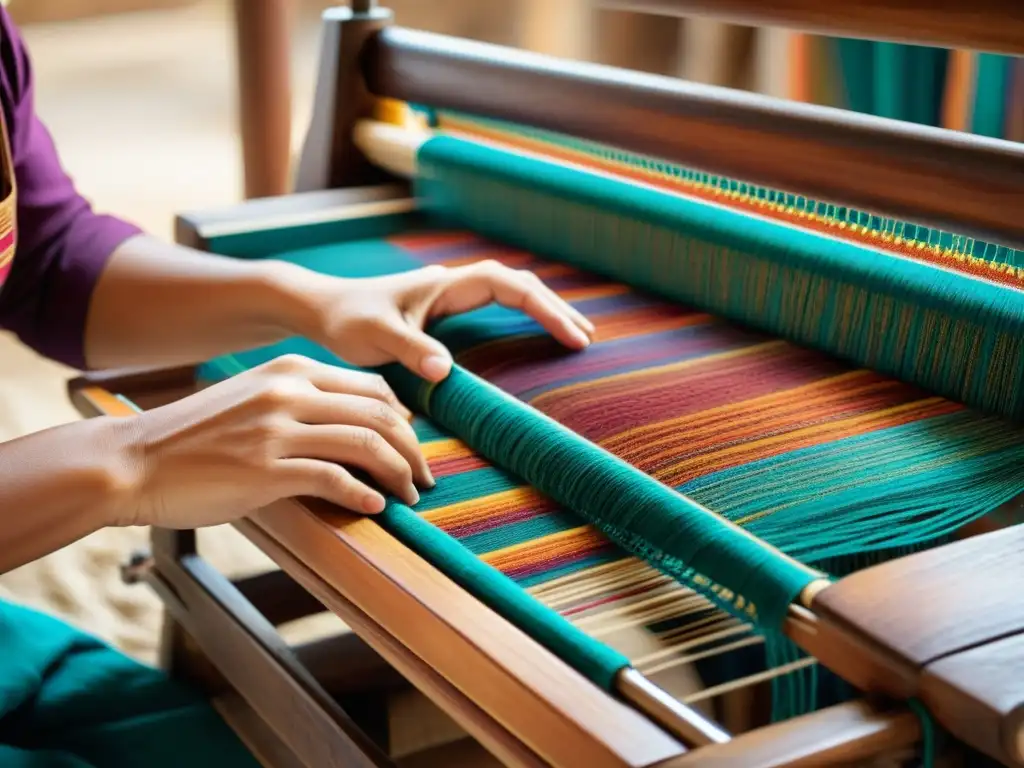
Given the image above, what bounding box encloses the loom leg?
[151,529,199,680]
[127,527,400,766]
[233,0,293,199]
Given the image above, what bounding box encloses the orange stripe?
[482,526,607,573]
[421,438,470,461]
[942,50,975,132]
[789,33,812,103]
[424,487,545,530]
[656,398,959,487]
[596,371,894,452]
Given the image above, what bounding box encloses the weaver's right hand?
[109,354,433,530]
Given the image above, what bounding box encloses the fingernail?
[421,355,451,381]
[405,486,421,506]
[362,493,386,514]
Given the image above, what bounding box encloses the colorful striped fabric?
[388,231,1023,575]
[203,225,1024,714]
[202,98,1024,716]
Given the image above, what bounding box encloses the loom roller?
[345,101,1024,748]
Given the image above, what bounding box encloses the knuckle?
[366,315,392,335]
[257,378,302,410]
[420,264,446,279]
[517,268,541,284]
[249,417,287,461]
[356,427,382,455]
[476,258,502,274]
[315,465,348,493]
[267,353,307,374]
[371,402,396,429]
[371,374,393,400]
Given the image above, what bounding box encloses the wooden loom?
[68,2,1024,767]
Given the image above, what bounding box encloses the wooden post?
[233,0,293,199]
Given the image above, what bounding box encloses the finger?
[292,393,434,488]
[308,367,413,421]
[523,280,595,346]
[262,354,412,420]
[369,316,453,383]
[533,279,596,337]
[274,458,386,514]
[283,424,420,506]
[467,267,592,350]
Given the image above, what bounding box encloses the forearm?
[84,235,319,370]
[0,417,136,573]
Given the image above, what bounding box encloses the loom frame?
[296,9,1024,251]
[65,4,1024,765]
[68,185,937,768]
[70,185,1023,767]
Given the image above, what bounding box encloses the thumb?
[373,317,453,382]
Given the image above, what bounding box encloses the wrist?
[254,258,330,342]
[88,415,148,528]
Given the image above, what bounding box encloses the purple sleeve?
[0,10,142,369]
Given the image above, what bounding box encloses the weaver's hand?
[114,355,433,529]
[297,260,595,382]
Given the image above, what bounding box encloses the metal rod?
[364,26,1024,250]
[599,0,1024,55]
[616,667,732,747]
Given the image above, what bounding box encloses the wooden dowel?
[599,0,1024,55]
[363,27,1024,250]
[233,0,293,199]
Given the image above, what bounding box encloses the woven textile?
[204,229,1024,705]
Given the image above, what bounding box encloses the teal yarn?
[414,134,1024,423]
[435,111,1020,265]
[385,362,820,632]
[908,699,938,768]
[972,54,1012,139]
[379,499,630,690]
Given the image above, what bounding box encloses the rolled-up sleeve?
[0,10,141,369]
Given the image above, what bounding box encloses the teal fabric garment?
[0,598,258,768]
[833,39,948,126]
[831,36,1016,141]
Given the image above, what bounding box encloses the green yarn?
[972,54,1012,139]
[439,110,1019,265]
[835,38,876,115]
[908,699,938,768]
[206,356,634,691]
[415,134,1024,423]
[380,500,630,689]
[386,363,819,631]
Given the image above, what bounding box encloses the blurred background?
[0,0,1017,671]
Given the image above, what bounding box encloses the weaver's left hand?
[297,260,595,382]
